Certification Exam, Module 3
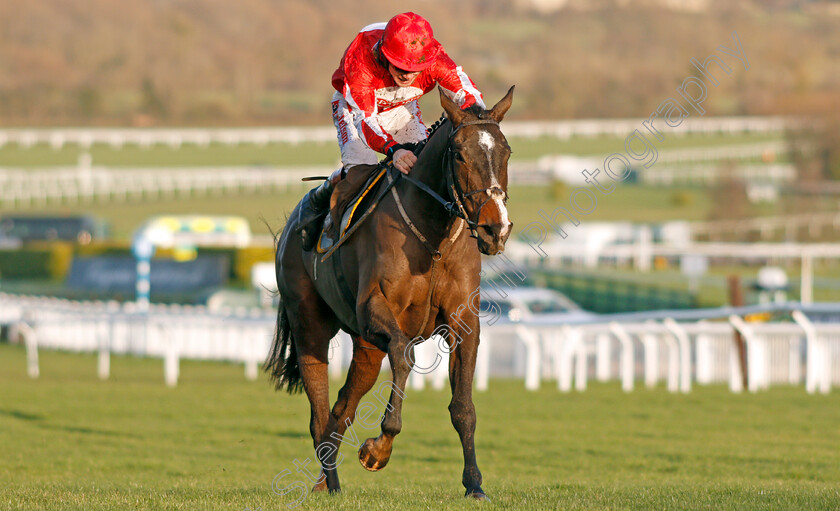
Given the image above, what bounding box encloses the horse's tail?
[263,306,304,394]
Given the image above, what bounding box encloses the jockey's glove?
[386,143,419,160]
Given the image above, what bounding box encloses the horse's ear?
[489,85,515,123]
[439,87,466,125]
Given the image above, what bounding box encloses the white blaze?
[479,130,497,185]
[477,129,510,238]
[478,130,495,165]
[495,197,511,239]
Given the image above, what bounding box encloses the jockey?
[297,11,485,250]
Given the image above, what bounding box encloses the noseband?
[445,119,508,238]
[399,118,507,238]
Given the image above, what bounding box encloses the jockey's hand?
[393,148,417,175]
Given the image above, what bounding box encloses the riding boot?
[297,168,344,251]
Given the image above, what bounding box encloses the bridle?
[387,117,508,338]
[318,116,510,338]
[319,118,506,264]
[398,118,508,238]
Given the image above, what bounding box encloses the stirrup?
[299,215,327,252]
[297,169,342,251]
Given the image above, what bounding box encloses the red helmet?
[380,12,441,72]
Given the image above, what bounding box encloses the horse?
[265,86,514,501]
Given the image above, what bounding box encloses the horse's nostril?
[478,225,496,238]
[480,224,508,237]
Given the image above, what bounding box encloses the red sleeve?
[431,51,485,110]
[341,57,398,155]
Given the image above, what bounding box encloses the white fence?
[0,117,795,149]
[690,212,840,241]
[3,293,839,393]
[1,295,275,386]
[504,238,840,305]
[0,120,794,209]
[504,239,840,273]
[467,312,839,395]
[0,158,792,210]
[640,164,795,186]
[524,141,792,186]
[0,165,328,209]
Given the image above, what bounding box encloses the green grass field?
[536,266,840,307]
[11,183,722,240]
[0,132,783,168]
[0,131,801,240]
[2,343,839,510]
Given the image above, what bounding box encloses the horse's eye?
[454,152,465,162]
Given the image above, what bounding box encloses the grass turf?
[0,131,801,240]
[0,132,783,168]
[2,183,740,240]
[1,343,839,510]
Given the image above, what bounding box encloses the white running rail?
[0,117,795,149]
[2,293,839,393]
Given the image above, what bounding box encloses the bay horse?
[265,86,514,501]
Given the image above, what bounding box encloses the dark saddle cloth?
[316,164,387,254]
[310,163,389,335]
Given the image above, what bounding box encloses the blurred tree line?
[0,0,838,133]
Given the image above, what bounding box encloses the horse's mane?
[424,113,448,139]
[424,103,489,140]
[414,102,492,162]
[462,103,487,118]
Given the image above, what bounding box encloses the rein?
[388,169,465,339]
[401,118,506,239]
[317,117,507,339]
[389,117,505,338]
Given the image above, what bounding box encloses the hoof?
[465,489,490,502]
[312,472,341,494]
[358,438,390,472]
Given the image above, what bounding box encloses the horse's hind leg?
[284,297,342,493]
[313,336,386,488]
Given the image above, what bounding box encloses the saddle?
[316,164,388,254]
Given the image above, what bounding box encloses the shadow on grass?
[0,409,45,421]
[37,423,140,438]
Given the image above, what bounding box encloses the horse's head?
[440,86,514,256]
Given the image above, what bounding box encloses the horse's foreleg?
[357,295,413,472]
[331,337,386,431]
[448,327,487,500]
